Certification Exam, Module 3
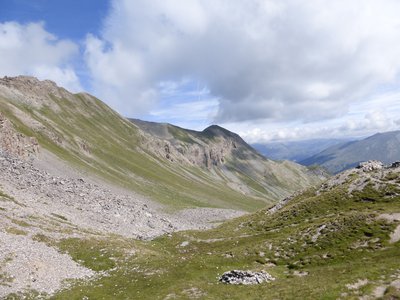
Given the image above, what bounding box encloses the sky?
[1,0,400,143]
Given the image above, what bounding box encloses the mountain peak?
[0,75,59,89]
[202,124,241,140]
[0,75,69,109]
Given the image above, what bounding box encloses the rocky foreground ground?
[0,150,246,297]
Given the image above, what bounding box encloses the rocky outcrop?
[219,270,275,285]
[0,112,39,159]
[0,76,68,110]
[268,160,400,214]
[356,160,384,172]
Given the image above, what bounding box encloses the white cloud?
[232,109,400,143]
[149,98,218,127]
[85,34,157,115]
[86,0,400,123]
[143,79,218,129]
[0,21,82,91]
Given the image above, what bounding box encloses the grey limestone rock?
[219,270,275,285]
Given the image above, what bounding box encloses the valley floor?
[51,163,400,300]
[0,151,246,298]
[2,152,400,299]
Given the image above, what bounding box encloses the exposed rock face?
[0,112,39,159]
[140,135,236,168]
[132,119,250,170]
[219,270,275,285]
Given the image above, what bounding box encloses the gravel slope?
[0,151,247,297]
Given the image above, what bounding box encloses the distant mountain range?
[301,131,400,173]
[252,138,350,162]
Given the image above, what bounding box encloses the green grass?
[0,189,25,207]
[11,219,30,228]
[50,213,68,222]
[51,176,400,299]
[4,227,27,236]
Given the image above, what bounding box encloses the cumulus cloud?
[235,110,400,143]
[0,21,82,91]
[85,0,400,122]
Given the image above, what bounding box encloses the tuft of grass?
[0,189,25,207]
[32,233,52,245]
[5,227,27,236]
[57,237,132,272]
[11,219,30,228]
[51,213,68,222]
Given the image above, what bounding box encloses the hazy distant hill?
[301,131,400,173]
[252,138,350,162]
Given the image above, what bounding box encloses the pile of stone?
[357,160,384,172]
[219,270,275,285]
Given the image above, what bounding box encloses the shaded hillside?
[52,161,400,299]
[0,76,321,211]
[301,131,400,173]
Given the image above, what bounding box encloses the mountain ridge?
[301,130,400,173]
[0,76,323,211]
[252,138,353,162]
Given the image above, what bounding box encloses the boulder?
[219,270,275,285]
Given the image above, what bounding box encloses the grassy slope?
[0,93,267,211]
[132,119,323,204]
[49,171,400,299]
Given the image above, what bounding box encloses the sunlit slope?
[54,163,400,299]
[0,76,321,211]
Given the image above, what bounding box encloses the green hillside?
[51,163,400,299]
[0,76,321,211]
